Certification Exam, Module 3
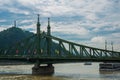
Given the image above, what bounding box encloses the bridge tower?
[32,16,54,75]
[36,14,41,55]
[46,17,54,73]
[47,18,51,55]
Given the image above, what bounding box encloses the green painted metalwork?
[0,16,120,63]
[36,14,41,56]
[47,18,51,56]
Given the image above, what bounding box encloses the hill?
[0,27,68,56]
[0,27,33,48]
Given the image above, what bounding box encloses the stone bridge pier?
[32,60,54,75]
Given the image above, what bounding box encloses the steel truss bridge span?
[0,33,120,63]
[0,15,120,64]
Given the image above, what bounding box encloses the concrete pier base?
[32,64,54,75]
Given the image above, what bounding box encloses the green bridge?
[0,15,120,74]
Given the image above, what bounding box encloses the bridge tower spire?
[47,18,51,56]
[37,14,41,34]
[47,18,51,35]
[36,14,41,55]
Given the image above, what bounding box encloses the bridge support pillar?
[32,63,54,75]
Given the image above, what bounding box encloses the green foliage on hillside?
[0,27,33,48]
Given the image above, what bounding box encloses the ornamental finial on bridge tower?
[37,14,40,26]
[37,14,41,34]
[38,14,39,22]
[48,18,50,26]
[47,17,51,35]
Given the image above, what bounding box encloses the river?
[0,63,120,80]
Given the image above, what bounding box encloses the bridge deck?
[0,55,120,64]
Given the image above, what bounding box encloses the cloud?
[0,25,12,31]
[0,27,7,32]
[50,21,90,36]
[8,7,30,15]
[0,19,6,22]
[112,33,120,38]
[91,36,106,43]
[19,20,34,24]
[0,0,120,51]
[19,23,36,33]
[0,0,111,17]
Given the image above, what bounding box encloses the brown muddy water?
[0,63,120,80]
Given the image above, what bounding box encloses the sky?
[0,0,120,51]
